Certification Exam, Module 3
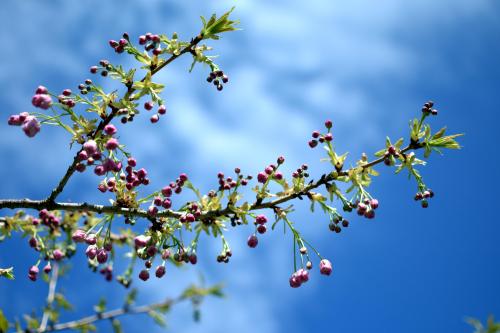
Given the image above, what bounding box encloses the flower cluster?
[414,189,434,208]
[7,112,41,138]
[206,70,229,91]
[355,198,379,219]
[421,100,438,116]
[31,86,53,110]
[308,120,333,148]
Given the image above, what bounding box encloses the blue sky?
[0,0,499,332]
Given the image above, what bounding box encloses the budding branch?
[0,144,421,223]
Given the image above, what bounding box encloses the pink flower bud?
[43,262,52,274]
[72,229,86,242]
[83,140,98,155]
[35,86,48,94]
[22,116,41,137]
[155,266,166,278]
[86,245,97,259]
[319,259,332,276]
[104,124,117,135]
[29,265,39,275]
[7,115,22,126]
[139,270,150,281]
[96,248,108,264]
[105,138,119,150]
[370,199,379,209]
[255,214,268,225]
[247,234,258,248]
[53,249,64,261]
[85,234,97,245]
[134,235,150,248]
[257,172,268,184]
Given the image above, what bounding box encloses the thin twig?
[39,297,182,332]
[39,263,60,332]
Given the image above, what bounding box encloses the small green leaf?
[0,267,14,280]
[0,309,9,333]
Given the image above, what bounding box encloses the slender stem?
[39,297,182,332]
[39,263,60,332]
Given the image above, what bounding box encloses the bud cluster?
[7,112,41,138]
[206,70,229,91]
[414,189,434,208]
[308,120,333,148]
[421,100,438,116]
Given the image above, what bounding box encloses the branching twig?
[46,34,204,204]
[0,144,422,223]
[39,296,182,332]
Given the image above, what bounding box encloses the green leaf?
[0,267,14,280]
[429,133,463,150]
[201,7,239,40]
[93,298,106,313]
[148,310,166,327]
[111,319,123,333]
[0,309,9,333]
[125,289,138,306]
[55,293,73,311]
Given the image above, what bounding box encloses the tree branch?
[0,144,422,223]
[39,297,181,332]
[45,34,205,204]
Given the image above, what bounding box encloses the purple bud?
[43,262,52,274]
[139,270,150,281]
[85,234,97,245]
[96,248,108,264]
[134,235,150,248]
[86,245,97,259]
[35,86,48,94]
[319,259,333,276]
[29,265,39,275]
[255,214,268,225]
[72,229,86,242]
[247,234,258,248]
[22,116,41,138]
[158,105,167,115]
[104,124,117,135]
[105,138,119,150]
[155,265,166,278]
[257,172,268,184]
[83,140,98,155]
[53,249,64,261]
[370,199,379,209]
[325,120,333,128]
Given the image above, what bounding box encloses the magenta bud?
[257,224,267,234]
[96,248,108,264]
[370,199,379,209]
[257,172,268,184]
[144,101,154,111]
[72,229,86,242]
[158,105,167,115]
[85,234,97,245]
[255,214,268,225]
[105,138,119,150]
[150,114,159,123]
[53,249,64,261]
[83,140,98,155]
[247,234,258,248]
[35,86,48,94]
[134,235,151,248]
[155,265,166,278]
[22,116,41,138]
[319,259,333,276]
[325,120,333,128]
[86,245,97,259]
[139,270,150,281]
[43,262,52,274]
[104,124,117,135]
